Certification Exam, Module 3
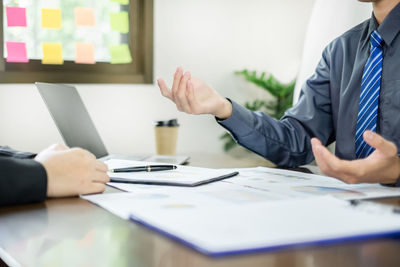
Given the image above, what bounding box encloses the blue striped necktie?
[355,30,384,158]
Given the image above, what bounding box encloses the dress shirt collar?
[378,2,400,46]
[366,2,400,47]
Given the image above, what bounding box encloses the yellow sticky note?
[42,43,63,65]
[110,12,129,34]
[41,9,62,29]
[109,44,132,64]
[75,42,95,64]
[111,0,129,5]
[75,7,95,27]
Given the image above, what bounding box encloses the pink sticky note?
[6,7,27,27]
[6,42,29,63]
[75,42,95,64]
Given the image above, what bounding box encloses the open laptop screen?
[36,82,109,159]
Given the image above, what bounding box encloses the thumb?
[157,78,172,100]
[363,131,397,156]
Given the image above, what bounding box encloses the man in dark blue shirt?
[157,0,400,185]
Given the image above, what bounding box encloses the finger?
[157,78,172,100]
[311,138,352,179]
[186,79,200,114]
[363,131,397,156]
[95,161,108,172]
[311,138,327,166]
[311,138,328,169]
[176,72,192,112]
[171,67,184,103]
[311,138,338,165]
[311,138,331,171]
[311,138,322,147]
[92,171,110,183]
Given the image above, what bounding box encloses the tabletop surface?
[1,153,400,267]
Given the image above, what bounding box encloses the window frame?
[0,0,153,84]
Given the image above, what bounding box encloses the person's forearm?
[217,100,316,167]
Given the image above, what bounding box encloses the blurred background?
[0,0,371,158]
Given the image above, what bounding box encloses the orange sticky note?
[6,42,29,63]
[42,43,63,65]
[75,42,95,64]
[74,7,95,27]
[41,9,62,29]
[6,7,27,27]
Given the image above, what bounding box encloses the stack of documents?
[82,160,400,256]
[108,164,400,201]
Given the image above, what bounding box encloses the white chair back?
[293,0,371,104]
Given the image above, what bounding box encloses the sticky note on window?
[42,43,63,65]
[6,7,27,27]
[110,12,129,34]
[41,9,62,29]
[6,42,28,63]
[109,44,132,64]
[75,42,95,64]
[75,7,95,27]
[111,0,129,5]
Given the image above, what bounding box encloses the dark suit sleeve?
[0,147,47,206]
[0,146,37,159]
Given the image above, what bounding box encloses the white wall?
[0,0,315,155]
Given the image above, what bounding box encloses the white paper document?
[109,166,400,201]
[224,167,400,200]
[83,192,400,256]
[84,163,400,256]
[105,159,237,186]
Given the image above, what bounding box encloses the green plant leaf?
[224,138,237,151]
[221,69,296,150]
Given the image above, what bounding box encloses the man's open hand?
[311,131,400,184]
[157,67,232,119]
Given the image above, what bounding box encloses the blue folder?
[129,214,400,257]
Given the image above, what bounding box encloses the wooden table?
[1,154,400,267]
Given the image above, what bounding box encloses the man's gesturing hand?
[311,131,400,184]
[157,67,233,119]
[35,144,110,197]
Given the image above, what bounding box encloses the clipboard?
[129,213,400,257]
[105,159,240,187]
[82,185,400,258]
[124,196,400,257]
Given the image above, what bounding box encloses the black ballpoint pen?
[109,165,177,173]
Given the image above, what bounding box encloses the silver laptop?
[36,82,189,164]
